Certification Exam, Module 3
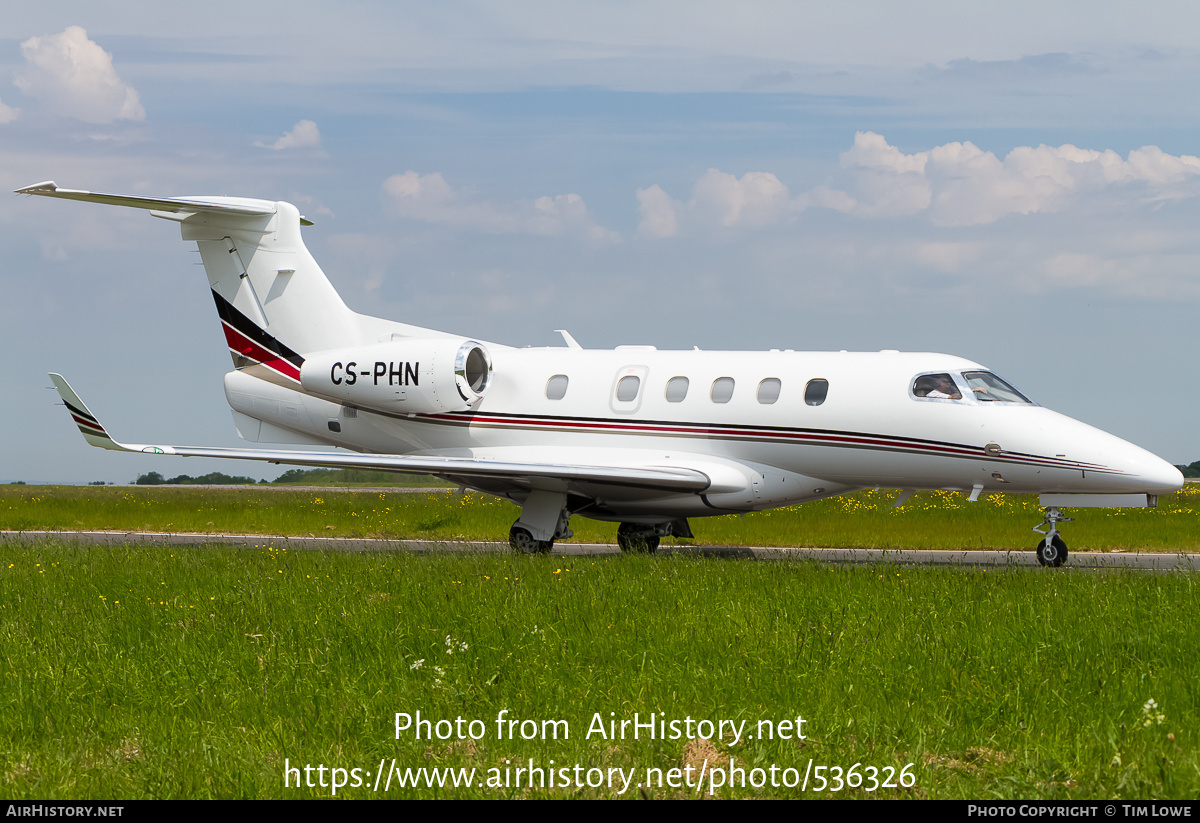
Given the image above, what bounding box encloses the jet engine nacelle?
[300,338,492,414]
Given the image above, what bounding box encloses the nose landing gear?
[1033,506,1073,567]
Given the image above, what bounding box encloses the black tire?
[509,525,553,555]
[616,523,660,553]
[1035,535,1068,567]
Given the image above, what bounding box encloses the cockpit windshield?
[911,371,1033,404]
[960,371,1032,404]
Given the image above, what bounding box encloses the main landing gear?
[616,523,660,553]
[615,519,693,554]
[508,519,691,554]
[509,509,573,554]
[508,524,555,555]
[508,489,574,554]
[1032,506,1073,567]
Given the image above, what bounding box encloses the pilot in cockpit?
[914,374,962,400]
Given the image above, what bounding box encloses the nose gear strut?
[1032,506,1073,567]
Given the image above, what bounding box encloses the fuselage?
[225,346,1183,519]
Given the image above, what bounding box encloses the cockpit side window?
[961,371,1032,404]
[912,373,963,400]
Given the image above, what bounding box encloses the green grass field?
[1,485,1198,799]
[4,483,1200,552]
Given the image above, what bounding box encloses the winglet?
[48,373,170,454]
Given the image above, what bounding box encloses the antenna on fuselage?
[555,329,582,349]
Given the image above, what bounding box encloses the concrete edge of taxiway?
[2,531,1198,570]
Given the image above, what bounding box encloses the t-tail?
[16,181,450,389]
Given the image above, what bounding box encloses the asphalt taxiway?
[3,530,1197,570]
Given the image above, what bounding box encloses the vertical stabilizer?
[177,200,365,381]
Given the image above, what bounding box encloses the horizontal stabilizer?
[15,181,315,224]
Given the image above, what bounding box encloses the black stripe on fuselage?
[325,405,1119,475]
[210,289,305,370]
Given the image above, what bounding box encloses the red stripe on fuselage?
[222,322,301,382]
[418,411,1115,474]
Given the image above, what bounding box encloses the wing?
[49,374,714,493]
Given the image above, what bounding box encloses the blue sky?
[3,2,1199,482]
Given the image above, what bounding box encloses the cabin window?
[804,378,829,406]
[757,378,781,404]
[665,376,689,402]
[616,375,641,402]
[961,371,1033,404]
[912,373,962,400]
[711,377,735,404]
[546,374,569,400]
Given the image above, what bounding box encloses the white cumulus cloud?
[636,170,795,236]
[690,169,792,228]
[15,26,144,124]
[836,132,1200,226]
[837,131,931,217]
[0,99,17,124]
[258,120,322,150]
[641,133,1200,238]
[635,184,680,238]
[382,170,618,242]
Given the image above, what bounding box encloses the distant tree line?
[134,471,260,486]
[1177,461,1200,479]
[132,468,447,486]
[270,468,444,486]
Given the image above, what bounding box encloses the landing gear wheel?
[1033,506,1072,568]
[509,525,553,555]
[617,523,660,554]
[1036,535,1068,567]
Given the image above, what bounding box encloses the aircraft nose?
[1045,409,1184,495]
[1110,439,1184,495]
[1141,456,1185,495]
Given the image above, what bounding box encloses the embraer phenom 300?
[19,182,1183,565]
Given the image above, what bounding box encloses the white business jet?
[18,182,1183,565]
